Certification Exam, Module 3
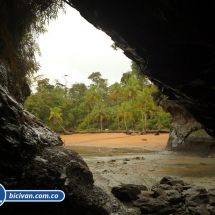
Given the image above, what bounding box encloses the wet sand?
[62,133,215,193]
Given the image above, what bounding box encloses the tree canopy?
[25,62,170,132]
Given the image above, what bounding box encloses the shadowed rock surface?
[111,176,215,214]
[112,184,148,201]
[159,98,215,154]
[0,65,128,214]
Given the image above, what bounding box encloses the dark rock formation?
[160,99,215,155]
[0,65,127,214]
[136,197,177,215]
[111,184,148,201]
[160,176,174,185]
[183,186,209,207]
[0,62,30,104]
[111,176,215,214]
[69,0,215,138]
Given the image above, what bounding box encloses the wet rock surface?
[112,184,147,201]
[0,74,128,214]
[83,149,215,214]
[111,176,215,214]
[159,99,215,155]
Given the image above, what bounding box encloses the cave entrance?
[27,4,170,134]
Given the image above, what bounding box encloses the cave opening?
[1,1,215,214]
[26,4,171,136]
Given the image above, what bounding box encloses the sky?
[35,5,132,87]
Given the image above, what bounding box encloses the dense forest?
[25,62,170,133]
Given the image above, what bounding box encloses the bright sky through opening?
[36,5,131,87]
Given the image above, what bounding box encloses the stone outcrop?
[113,176,215,215]
[70,0,215,138]
[160,98,215,155]
[111,184,148,201]
[0,65,127,214]
[0,62,30,104]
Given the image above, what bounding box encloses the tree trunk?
[144,102,147,130]
[124,117,127,130]
[100,116,103,130]
[141,111,144,129]
[87,109,90,127]
[57,122,69,134]
[144,113,147,130]
[158,107,161,130]
[117,118,120,131]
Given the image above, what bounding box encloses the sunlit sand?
[61,132,215,192]
[60,133,169,149]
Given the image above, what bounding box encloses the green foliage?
[2,2,170,133]
[25,63,170,132]
[110,43,118,50]
[49,107,63,124]
[90,103,108,130]
[0,0,65,81]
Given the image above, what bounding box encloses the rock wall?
[0,63,127,214]
[160,99,215,156]
[0,62,30,104]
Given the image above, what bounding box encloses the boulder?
[210,207,215,215]
[208,188,215,203]
[160,176,174,184]
[194,205,210,215]
[183,186,209,207]
[153,188,167,198]
[133,196,176,215]
[175,183,184,193]
[166,190,184,205]
[167,179,184,186]
[111,184,148,201]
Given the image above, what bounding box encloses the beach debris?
[107,159,116,163]
[155,131,160,135]
[132,156,145,160]
[97,161,105,165]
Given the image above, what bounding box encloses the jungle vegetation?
[25,62,170,132]
[0,1,170,132]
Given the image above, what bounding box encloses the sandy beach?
[61,133,168,149]
[62,133,215,204]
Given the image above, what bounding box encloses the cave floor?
[64,133,215,214]
[63,133,215,190]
